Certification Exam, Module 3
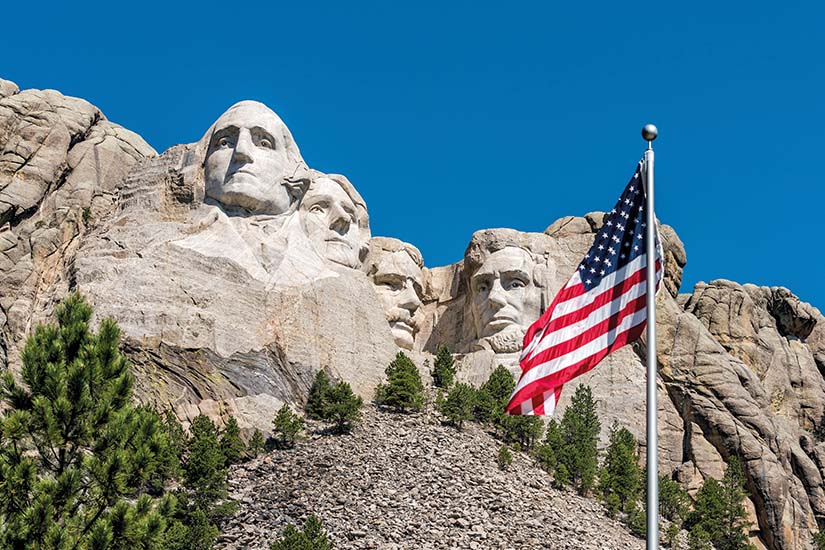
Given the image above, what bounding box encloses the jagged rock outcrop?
[1,77,824,549]
[219,406,647,550]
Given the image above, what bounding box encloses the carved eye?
[509,279,526,289]
[381,281,402,291]
[259,138,273,149]
[477,283,489,293]
[218,137,230,148]
[309,204,325,214]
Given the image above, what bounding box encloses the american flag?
[506,158,663,416]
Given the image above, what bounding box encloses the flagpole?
[642,123,659,550]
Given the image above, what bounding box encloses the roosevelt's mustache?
[387,307,417,327]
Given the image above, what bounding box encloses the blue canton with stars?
[578,160,656,291]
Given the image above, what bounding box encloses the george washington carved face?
[204,101,303,215]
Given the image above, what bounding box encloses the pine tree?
[184,415,230,515]
[659,474,691,525]
[497,445,513,471]
[248,429,266,457]
[686,457,755,550]
[220,416,246,466]
[438,383,476,429]
[0,293,179,548]
[272,405,304,448]
[324,382,363,434]
[599,423,642,515]
[374,351,425,413]
[306,370,333,420]
[813,530,825,550]
[558,384,601,495]
[431,345,456,389]
[535,418,563,475]
[473,365,515,424]
[498,415,544,451]
[270,514,333,550]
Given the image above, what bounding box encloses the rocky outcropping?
[218,406,646,550]
[2,77,824,549]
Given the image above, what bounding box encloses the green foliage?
[498,414,544,451]
[664,522,681,548]
[374,351,425,413]
[438,383,476,429]
[659,474,691,525]
[473,365,515,424]
[324,382,363,434]
[431,345,456,389]
[599,423,642,515]
[270,514,333,550]
[535,418,563,475]
[686,457,755,550]
[82,206,92,224]
[184,415,230,515]
[814,530,825,550]
[625,501,646,539]
[273,405,305,449]
[0,293,180,548]
[220,416,246,466]
[248,429,265,457]
[688,526,713,550]
[306,370,333,420]
[814,413,825,443]
[557,384,601,495]
[497,445,513,471]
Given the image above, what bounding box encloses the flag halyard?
[506,159,664,416]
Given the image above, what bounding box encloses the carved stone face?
[204,101,294,215]
[301,177,363,268]
[370,250,423,349]
[469,246,542,346]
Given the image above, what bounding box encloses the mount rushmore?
[1,78,825,549]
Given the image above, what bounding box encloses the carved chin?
[485,326,525,354]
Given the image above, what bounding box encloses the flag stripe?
[506,157,662,416]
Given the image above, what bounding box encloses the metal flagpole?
[642,123,659,550]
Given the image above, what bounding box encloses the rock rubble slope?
[219,406,644,550]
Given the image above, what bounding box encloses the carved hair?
[362,237,424,278]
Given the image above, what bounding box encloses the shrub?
[306,370,333,420]
[659,474,691,525]
[270,515,333,550]
[438,383,476,429]
[474,365,515,423]
[248,429,266,457]
[220,416,246,466]
[374,351,425,413]
[497,445,513,471]
[273,405,305,448]
[431,345,456,388]
[499,414,544,451]
[324,381,363,434]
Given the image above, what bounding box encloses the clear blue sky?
[3,1,823,310]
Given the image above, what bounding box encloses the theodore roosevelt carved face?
[204,101,303,215]
[364,238,424,349]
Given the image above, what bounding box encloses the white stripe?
[523,274,648,363]
[549,254,647,323]
[520,399,532,415]
[520,274,581,361]
[543,390,558,416]
[514,306,649,394]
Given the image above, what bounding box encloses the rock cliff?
[1,77,823,549]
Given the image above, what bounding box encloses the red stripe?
[506,323,646,413]
[522,279,586,348]
[521,292,648,374]
[539,264,650,337]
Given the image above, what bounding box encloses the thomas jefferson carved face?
[301,177,365,269]
[469,246,542,352]
[204,101,297,215]
[369,248,423,349]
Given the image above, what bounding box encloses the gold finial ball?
[642,124,658,141]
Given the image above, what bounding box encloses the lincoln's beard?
[483,325,525,354]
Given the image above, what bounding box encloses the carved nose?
[329,205,351,235]
[487,280,507,308]
[233,130,254,163]
[398,282,421,312]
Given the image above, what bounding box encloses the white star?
[629,185,635,192]
[601,232,608,239]
[634,245,640,251]
[594,256,602,263]
[608,247,615,254]
[621,253,627,258]
[624,242,630,247]
[590,268,596,274]
[624,198,631,205]
[605,260,612,267]
[586,279,592,285]
[579,264,585,270]
[598,244,605,250]
[634,173,639,179]
[606,220,614,227]
[611,236,620,243]
[600,270,605,275]
[617,224,625,231]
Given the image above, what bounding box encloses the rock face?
[219,406,647,550]
[1,77,824,549]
